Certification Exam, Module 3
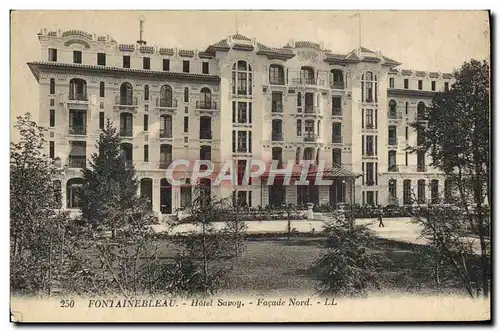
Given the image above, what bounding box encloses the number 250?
[60,300,75,308]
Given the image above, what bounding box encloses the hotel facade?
[28,29,454,215]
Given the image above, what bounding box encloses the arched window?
[184,87,189,103]
[417,179,426,204]
[69,78,87,101]
[361,71,378,103]
[388,179,397,202]
[99,82,105,98]
[330,69,344,89]
[431,179,439,204]
[232,60,252,96]
[200,87,211,109]
[119,112,133,137]
[403,179,412,205]
[389,99,397,118]
[332,148,342,166]
[144,85,149,101]
[140,178,153,210]
[66,178,84,209]
[160,85,173,107]
[417,102,426,120]
[120,82,133,105]
[269,64,285,85]
[300,66,315,84]
[50,78,55,95]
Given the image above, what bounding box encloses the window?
[144,85,149,101]
[49,141,55,159]
[99,112,105,129]
[143,57,150,70]
[49,109,55,127]
[305,120,315,139]
[365,109,374,128]
[163,58,170,71]
[296,119,302,136]
[48,48,57,61]
[417,179,426,204]
[444,179,452,203]
[120,113,134,137]
[388,179,397,201]
[236,131,248,153]
[184,87,189,103]
[50,99,55,106]
[405,126,409,140]
[73,51,82,64]
[330,69,344,88]
[418,80,423,90]
[269,64,285,85]
[417,151,426,172]
[184,117,189,133]
[388,126,397,145]
[49,78,55,95]
[332,123,342,143]
[389,77,394,88]
[403,179,412,205]
[388,150,397,171]
[120,82,134,105]
[67,178,84,208]
[123,55,130,68]
[366,162,374,186]
[405,101,409,115]
[235,102,250,124]
[183,60,190,73]
[404,79,409,89]
[144,145,149,162]
[405,151,409,166]
[431,180,439,204]
[332,96,342,116]
[143,114,148,131]
[297,92,302,107]
[431,81,436,91]
[332,148,342,166]
[97,53,106,66]
[365,135,374,156]
[271,119,283,141]
[160,85,173,107]
[99,82,105,97]
[232,61,253,96]
[444,82,449,91]
[417,126,425,146]
[234,190,252,207]
[361,71,377,103]
[202,62,209,74]
[180,180,192,208]
[388,100,397,118]
[237,160,248,185]
[272,92,283,113]
[300,66,315,84]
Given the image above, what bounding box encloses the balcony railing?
[417,165,427,172]
[120,128,133,137]
[269,77,285,85]
[332,135,342,144]
[272,104,283,113]
[115,95,138,106]
[68,93,88,101]
[159,128,173,139]
[200,130,212,140]
[68,156,86,168]
[304,105,315,113]
[330,81,344,90]
[292,78,324,86]
[156,98,178,109]
[68,125,87,135]
[237,145,247,153]
[388,165,399,172]
[196,101,217,110]
[332,108,342,116]
[365,123,375,129]
[271,131,284,141]
[304,135,318,142]
[388,138,398,146]
[159,160,173,169]
[364,150,375,156]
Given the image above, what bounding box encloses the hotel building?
[28,28,454,215]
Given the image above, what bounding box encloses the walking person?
[378,208,385,228]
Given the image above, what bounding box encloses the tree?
[10,113,63,294]
[409,59,490,298]
[225,191,248,258]
[79,119,147,237]
[313,211,387,296]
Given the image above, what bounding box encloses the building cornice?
[27,61,221,84]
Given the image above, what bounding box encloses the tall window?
[332,123,342,143]
[180,179,192,208]
[49,78,55,95]
[48,48,57,61]
[69,78,87,101]
[388,150,397,171]
[365,135,374,156]
[389,77,395,88]
[232,60,253,96]
[365,109,374,128]
[405,101,409,115]
[163,58,170,71]
[144,85,149,101]
[300,66,315,84]
[49,141,55,159]
[431,81,436,91]
[99,82,105,97]
[388,125,397,145]
[444,82,449,91]
[332,96,342,116]
[332,148,342,166]
[119,112,133,137]
[159,115,173,138]
[417,102,426,120]
[97,53,106,66]
[417,179,426,204]
[202,62,209,74]
[120,82,133,105]
[183,60,190,73]
[200,88,212,109]
[144,144,149,162]
[431,180,439,204]
[388,179,397,201]
[305,120,315,138]
[160,85,173,107]
[296,119,302,136]
[330,69,344,89]
[417,151,426,172]
[418,80,423,90]
[404,79,409,89]
[403,179,412,205]
[361,71,377,103]
[143,57,150,70]
[272,92,283,112]
[99,112,104,130]
[143,114,148,131]
[388,99,397,118]
[184,87,189,103]
[269,64,285,85]
[49,109,55,127]
[123,55,130,68]
[366,162,374,185]
[73,51,82,64]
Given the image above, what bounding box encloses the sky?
[10,10,490,126]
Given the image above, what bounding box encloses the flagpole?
[359,12,362,47]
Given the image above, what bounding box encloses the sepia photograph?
[9,9,491,323]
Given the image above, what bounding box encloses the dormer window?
[48,48,57,62]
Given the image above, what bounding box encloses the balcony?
[292,78,324,86]
[68,125,87,136]
[196,101,218,111]
[304,134,319,142]
[332,108,342,117]
[271,131,284,142]
[417,165,427,172]
[119,128,133,138]
[332,135,343,144]
[155,98,178,113]
[68,156,86,169]
[330,81,345,90]
[59,93,89,109]
[68,92,88,102]
[388,138,398,146]
[388,165,399,172]
[159,128,173,139]
[159,160,173,169]
[114,95,139,110]
[200,130,212,140]
[269,77,285,85]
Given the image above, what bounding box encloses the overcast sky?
[10,10,489,126]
